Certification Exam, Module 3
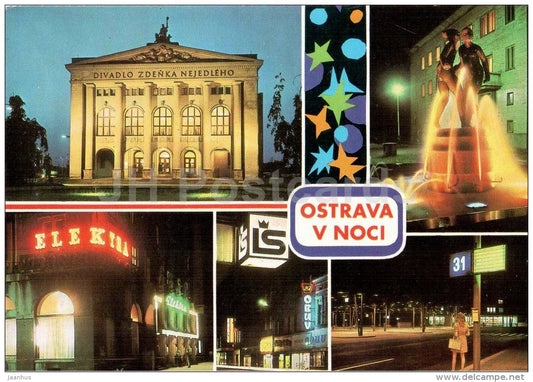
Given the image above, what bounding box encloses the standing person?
[456,27,491,127]
[451,312,470,370]
[185,345,191,368]
[433,28,460,128]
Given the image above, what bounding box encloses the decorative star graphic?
[306,106,332,138]
[309,144,334,175]
[329,144,365,183]
[321,81,356,124]
[321,68,364,97]
[339,68,364,94]
[306,41,334,71]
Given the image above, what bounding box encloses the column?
[242,80,260,179]
[232,81,243,180]
[69,81,84,179]
[83,83,95,179]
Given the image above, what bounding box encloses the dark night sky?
[369,5,461,142]
[332,235,528,314]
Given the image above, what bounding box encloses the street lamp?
[391,83,405,143]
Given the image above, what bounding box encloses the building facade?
[66,28,263,181]
[5,212,212,371]
[409,5,527,149]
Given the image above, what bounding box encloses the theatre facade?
[65,30,263,181]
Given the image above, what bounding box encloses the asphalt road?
[332,327,527,371]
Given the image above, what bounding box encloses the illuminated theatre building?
[65,24,263,181]
[5,213,209,371]
[216,213,328,370]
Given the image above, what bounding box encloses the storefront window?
[6,297,16,357]
[130,304,141,355]
[35,291,75,360]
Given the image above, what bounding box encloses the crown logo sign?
[301,282,315,294]
[258,220,269,229]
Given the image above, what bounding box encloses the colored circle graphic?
[334,125,349,143]
[310,8,328,25]
[341,38,366,60]
[350,9,364,24]
[333,124,363,154]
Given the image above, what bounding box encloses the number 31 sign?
[450,251,472,277]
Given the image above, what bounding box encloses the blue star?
[339,68,364,94]
[320,69,341,97]
[321,68,364,98]
[309,145,334,175]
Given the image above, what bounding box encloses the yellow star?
[305,106,331,139]
[329,144,365,183]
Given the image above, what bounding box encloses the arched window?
[182,106,202,136]
[158,151,171,175]
[211,106,231,135]
[35,291,74,360]
[134,151,144,177]
[153,106,173,136]
[125,106,144,136]
[97,106,115,136]
[130,304,142,355]
[184,150,197,176]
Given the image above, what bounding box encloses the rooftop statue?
[155,17,172,43]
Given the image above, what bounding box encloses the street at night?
[333,327,527,371]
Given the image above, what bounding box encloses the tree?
[267,73,301,171]
[5,95,49,185]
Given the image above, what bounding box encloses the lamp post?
[391,83,405,143]
[356,293,363,336]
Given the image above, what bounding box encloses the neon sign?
[302,282,315,330]
[33,226,137,263]
[238,214,289,269]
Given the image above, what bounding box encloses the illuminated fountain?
[379,68,527,228]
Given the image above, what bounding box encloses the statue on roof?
[155,17,172,43]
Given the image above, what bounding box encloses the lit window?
[130,304,141,355]
[507,120,514,133]
[421,56,425,70]
[35,291,74,360]
[5,297,16,357]
[480,10,496,37]
[428,80,433,96]
[217,223,234,263]
[507,92,515,106]
[505,5,515,24]
[153,106,173,136]
[211,106,231,135]
[184,150,197,176]
[428,51,433,67]
[436,46,441,62]
[125,106,144,136]
[158,151,171,174]
[506,45,515,70]
[96,106,115,136]
[486,55,493,73]
[421,83,426,97]
[181,106,202,136]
